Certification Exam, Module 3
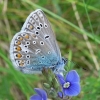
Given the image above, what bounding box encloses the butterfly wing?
[21,9,62,62]
[10,9,62,74]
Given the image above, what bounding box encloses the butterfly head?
[52,57,67,74]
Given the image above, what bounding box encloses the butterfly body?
[10,9,66,74]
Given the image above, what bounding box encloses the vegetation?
[0,0,100,100]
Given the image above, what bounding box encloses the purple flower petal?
[58,91,63,98]
[30,95,42,100]
[65,70,80,83]
[56,74,65,85]
[34,88,47,100]
[63,83,81,96]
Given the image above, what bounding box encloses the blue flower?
[57,70,81,96]
[30,88,47,100]
[58,91,63,98]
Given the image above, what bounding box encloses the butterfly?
[10,9,67,74]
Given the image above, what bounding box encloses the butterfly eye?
[35,31,39,35]
[39,23,43,28]
[44,24,48,28]
[33,41,36,44]
[40,41,44,45]
[26,41,30,45]
[36,26,40,30]
[44,35,50,39]
[25,50,29,53]
[24,45,28,48]
[26,55,30,58]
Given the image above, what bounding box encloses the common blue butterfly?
[10,9,67,74]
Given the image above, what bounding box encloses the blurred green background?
[0,0,100,100]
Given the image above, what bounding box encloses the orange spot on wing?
[29,25,34,30]
[24,34,29,39]
[32,34,36,38]
[18,37,23,41]
[16,46,22,51]
[19,60,24,67]
[16,53,22,58]
[16,41,21,45]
